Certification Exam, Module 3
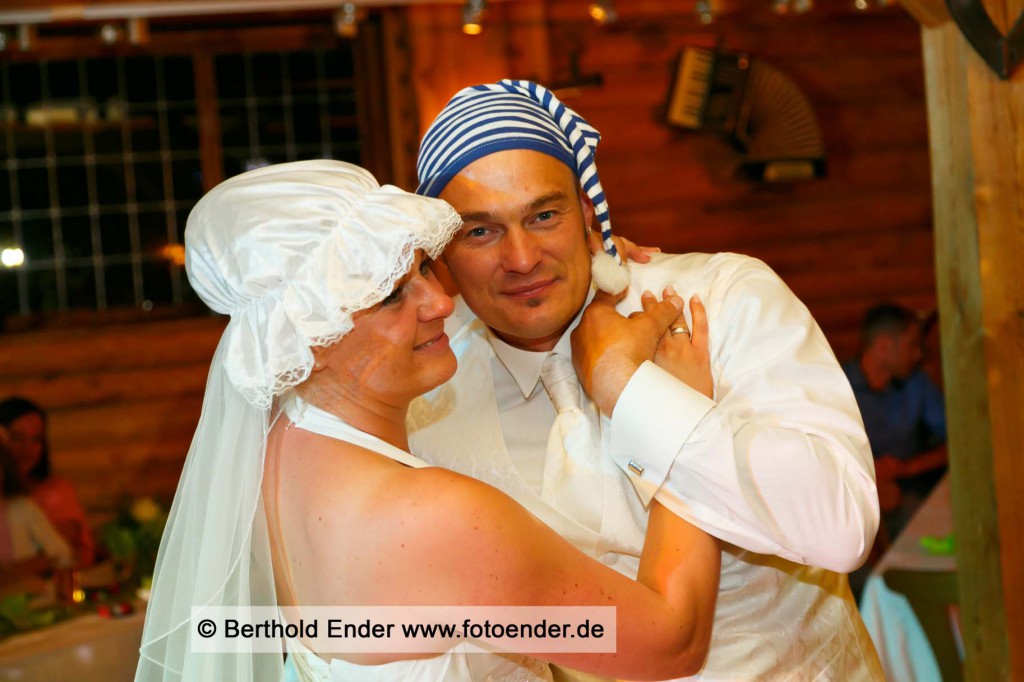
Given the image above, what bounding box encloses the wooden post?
[380,9,419,191]
[354,13,395,183]
[920,5,1024,679]
[193,51,224,193]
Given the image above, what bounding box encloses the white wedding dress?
[280,395,554,682]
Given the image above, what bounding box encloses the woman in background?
[0,397,95,566]
[0,433,73,588]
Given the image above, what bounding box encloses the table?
[0,607,143,681]
[0,565,144,681]
[859,474,957,682]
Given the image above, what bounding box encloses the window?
[0,16,392,325]
[1,55,202,316]
[216,51,360,178]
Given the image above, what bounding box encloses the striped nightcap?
[416,80,626,279]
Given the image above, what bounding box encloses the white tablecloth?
[859,474,956,682]
[0,607,143,681]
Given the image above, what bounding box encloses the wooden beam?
[897,0,951,27]
[354,14,394,183]
[0,364,210,410]
[921,13,1024,680]
[0,317,224,378]
[381,8,419,190]
[959,0,1024,668]
[192,51,224,193]
[0,24,337,61]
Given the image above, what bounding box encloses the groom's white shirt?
[407,251,884,681]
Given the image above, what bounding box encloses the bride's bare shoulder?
[269,433,574,606]
[267,424,500,519]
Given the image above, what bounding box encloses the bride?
[135,160,720,681]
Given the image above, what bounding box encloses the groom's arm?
[578,253,879,574]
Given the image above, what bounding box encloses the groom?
[407,80,883,680]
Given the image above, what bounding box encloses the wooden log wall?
[409,0,938,368]
[0,316,225,524]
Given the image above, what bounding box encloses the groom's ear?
[579,188,596,235]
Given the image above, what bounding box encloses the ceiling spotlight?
[462,0,486,36]
[853,0,869,8]
[695,0,714,24]
[1,247,25,268]
[334,3,360,39]
[588,1,618,25]
[99,23,123,45]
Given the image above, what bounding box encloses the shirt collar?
[487,286,596,399]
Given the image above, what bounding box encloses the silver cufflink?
[627,460,645,475]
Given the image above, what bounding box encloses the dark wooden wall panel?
[539,0,936,364]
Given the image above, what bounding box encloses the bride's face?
[317,250,457,405]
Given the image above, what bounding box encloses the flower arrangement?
[0,593,59,637]
[100,496,167,587]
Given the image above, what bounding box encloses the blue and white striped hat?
[416,79,629,294]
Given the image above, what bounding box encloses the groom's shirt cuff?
[609,361,715,505]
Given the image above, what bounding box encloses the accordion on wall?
[667,46,827,182]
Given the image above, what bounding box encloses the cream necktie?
[539,352,603,530]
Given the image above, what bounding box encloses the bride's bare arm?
[352,466,718,680]
[636,500,720,676]
[630,291,720,673]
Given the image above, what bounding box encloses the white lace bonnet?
[185,159,463,407]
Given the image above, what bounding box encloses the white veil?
[135,160,462,681]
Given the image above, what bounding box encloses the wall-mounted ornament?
[666,46,826,182]
[944,0,1024,79]
[549,48,604,95]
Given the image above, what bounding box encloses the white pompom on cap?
[591,251,630,295]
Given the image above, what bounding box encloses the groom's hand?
[571,288,684,416]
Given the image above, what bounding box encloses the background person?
[0,433,73,592]
[842,304,947,542]
[0,397,94,567]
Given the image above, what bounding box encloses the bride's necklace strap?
[281,393,428,470]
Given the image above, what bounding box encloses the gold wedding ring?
[670,325,690,336]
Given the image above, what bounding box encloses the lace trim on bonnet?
[184,161,463,409]
[229,208,462,409]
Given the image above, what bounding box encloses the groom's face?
[438,150,594,352]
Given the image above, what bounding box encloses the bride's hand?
[589,230,660,264]
[638,289,713,399]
